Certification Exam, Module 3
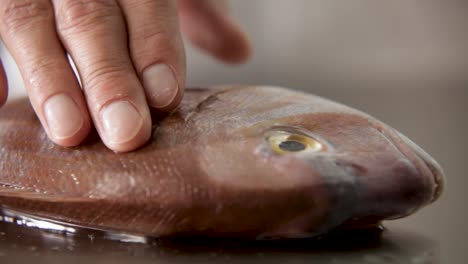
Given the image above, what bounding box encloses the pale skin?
[0,0,250,152]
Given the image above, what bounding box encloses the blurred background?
[1,0,467,263]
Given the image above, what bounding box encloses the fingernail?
[44,94,83,140]
[101,100,143,145]
[142,64,178,108]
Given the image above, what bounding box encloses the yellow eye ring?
[266,130,324,154]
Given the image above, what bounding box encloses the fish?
[0,85,444,239]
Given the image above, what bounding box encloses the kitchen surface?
[1,1,467,263]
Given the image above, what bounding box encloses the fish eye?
[266,130,324,154]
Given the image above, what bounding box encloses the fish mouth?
[423,158,445,203]
[383,128,445,204]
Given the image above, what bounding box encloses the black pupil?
[278,140,306,152]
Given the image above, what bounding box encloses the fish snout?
[301,156,411,233]
[328,128,444,228]
[349,155,434,220]
[390,130,445,203]
[320,134,444,231]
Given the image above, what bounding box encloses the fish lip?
[393,130,445,203]
[424,159,445,203]
[381,126,445,204]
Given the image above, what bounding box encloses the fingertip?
[142,63,184,111]
[99,100,152,153]
[214,22,252,64]
[105,126,152,153]
[49,120,91,147]
[148,82,184,113]
[0,61,8,106]
[43,93,92,147]
[179,1,252,65]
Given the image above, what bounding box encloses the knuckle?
[133,28,171,53]
[131,29,178,70]
[124,0,155,9]
[23,58,69,97]
[82,59,129,94]
[137,27,172,45]
[0,0,52,32]
[124,0,172,14]
[55,0,118,33]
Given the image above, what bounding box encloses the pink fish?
[0,86,444,238]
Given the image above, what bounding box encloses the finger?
[0,59,7,106]
[53,0,151,152]
[118,0,185,110]
[178,0,251,64]
[0,0,91,146]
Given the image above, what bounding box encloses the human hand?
[0,0,250,152]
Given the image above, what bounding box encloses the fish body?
[0,86,444,238]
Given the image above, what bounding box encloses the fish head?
[191,86,444,236]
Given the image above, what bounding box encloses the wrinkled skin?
[0,86,444,238]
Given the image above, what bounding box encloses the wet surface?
[0,220,438,264]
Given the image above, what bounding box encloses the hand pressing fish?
[0,86,444,239]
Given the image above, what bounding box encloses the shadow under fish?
[0,86,445,239]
